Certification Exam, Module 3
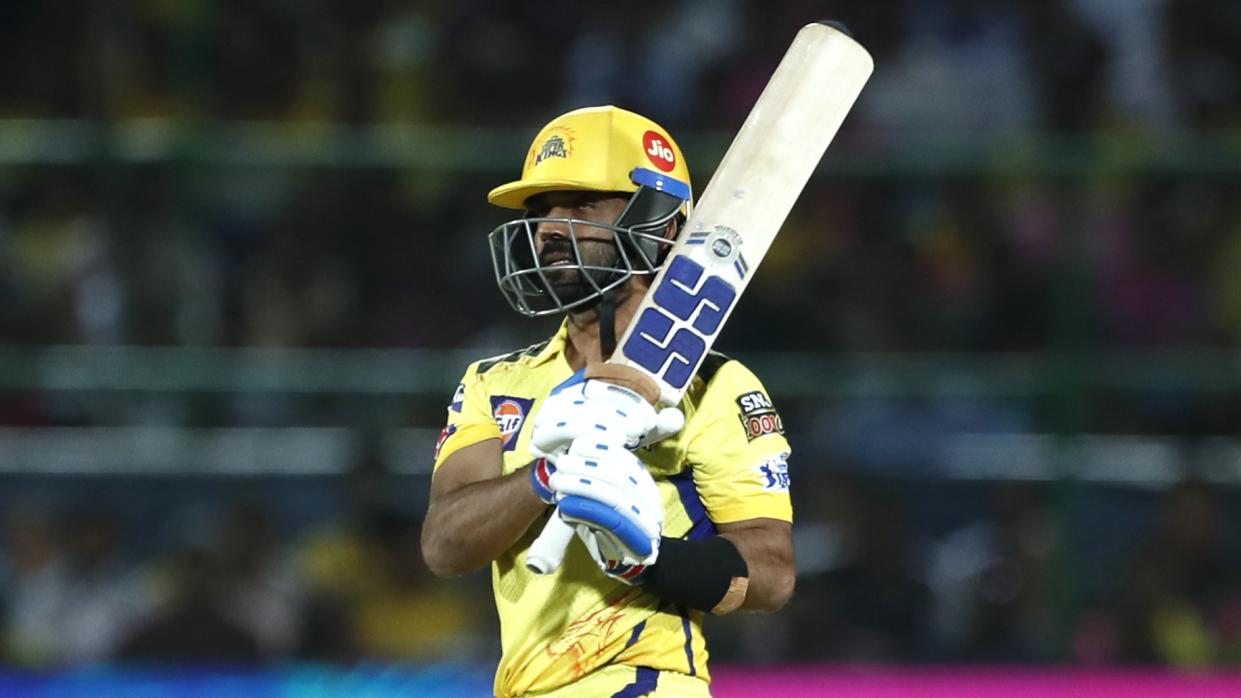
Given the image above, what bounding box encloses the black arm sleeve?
[641,536,749,613]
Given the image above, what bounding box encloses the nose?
[536,205,575,241]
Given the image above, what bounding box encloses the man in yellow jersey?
[421,106,794,698]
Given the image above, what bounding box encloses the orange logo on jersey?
[490,396,534,452]
[642,130,676,172]
[545,587,645,678]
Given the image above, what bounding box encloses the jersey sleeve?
[432,361,501,471]
[683,360,792,524]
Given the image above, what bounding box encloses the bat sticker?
[623,255,738,391]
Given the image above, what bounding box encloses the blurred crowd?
[3,463,1239,667]
[0,456,497,667]
[2,0,1241,673]
[1,0,1239,353]
[1,0,1236,129]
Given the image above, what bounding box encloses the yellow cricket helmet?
[487,105,692,210]
[487,106,694,319]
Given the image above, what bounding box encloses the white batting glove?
[547,436,663,566]
[530,375,684,460]
[573,523,656,584]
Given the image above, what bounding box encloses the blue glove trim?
[606,561,649,584]
[530,458,556,504]
[558,495,653,558]
[550,368,586,396]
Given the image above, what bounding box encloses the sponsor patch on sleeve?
[433,423,458,461]
[490,396,535,452]
[754,452,791,491]
[449,383,465,412]
[736,390,784,441]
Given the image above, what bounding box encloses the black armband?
[642,536,750,615]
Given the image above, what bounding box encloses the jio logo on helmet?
[642,130,677,172]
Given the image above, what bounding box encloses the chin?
[551,284,591,308]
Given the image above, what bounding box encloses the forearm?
[719,520,795,612]
[422,463,548,577]
[636,520,794,615]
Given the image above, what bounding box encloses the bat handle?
[526,513,575,575]
[584,362,663,406]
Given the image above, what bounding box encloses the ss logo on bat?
[623,255,738,390]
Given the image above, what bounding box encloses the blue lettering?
[622,256,738,390]
[653,256,737,335]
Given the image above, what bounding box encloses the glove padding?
[531,374,684,460]
[572,521,654,584]
[548,436,663,563]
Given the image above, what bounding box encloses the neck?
[563,285,645,371]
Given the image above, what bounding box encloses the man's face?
[527,191,630,306]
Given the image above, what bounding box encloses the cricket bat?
[526,21,874,575]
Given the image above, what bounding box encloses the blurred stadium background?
[1,0,1240,694]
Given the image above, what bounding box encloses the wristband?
[641,536,749,615]
[529,458,556,504]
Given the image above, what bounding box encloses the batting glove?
[548,436,663,568]
[572,521,655,584]
[530,371,684,460]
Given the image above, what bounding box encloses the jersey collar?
[528,319,570,368]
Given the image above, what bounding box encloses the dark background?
[1,0,1240,670]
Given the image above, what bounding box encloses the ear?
[663,218,679,240]
[655,215,683,263]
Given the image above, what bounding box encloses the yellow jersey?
[433,322,792,698]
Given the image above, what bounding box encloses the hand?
[530,373,684,460]
[546,437,663,568]
[572,521,655,584]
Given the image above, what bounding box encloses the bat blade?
[527,23,873,575]
[612,22,874,406]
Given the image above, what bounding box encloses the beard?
[539,237,625,308]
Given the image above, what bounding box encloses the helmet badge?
[535,128,573,165]
[642,130,677,172]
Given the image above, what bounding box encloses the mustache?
[539,239,576,265]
